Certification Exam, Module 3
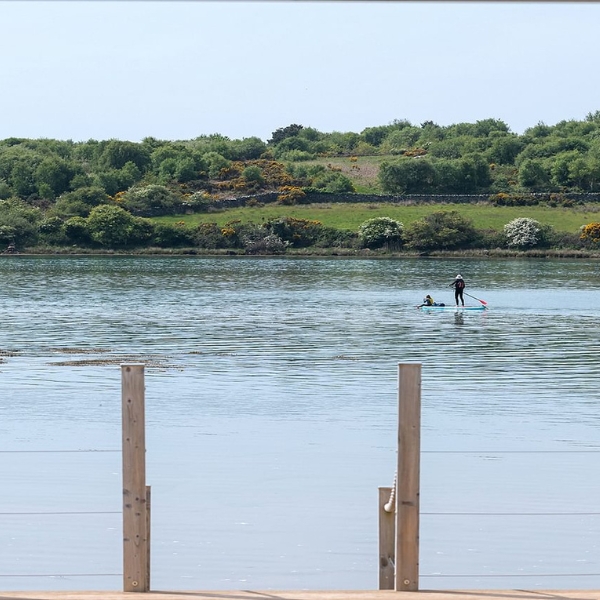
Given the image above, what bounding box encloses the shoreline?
[3,247,600,259]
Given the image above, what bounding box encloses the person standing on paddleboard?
[450,274,465,306]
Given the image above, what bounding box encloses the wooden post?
[146,485,151,590]
[395,363,421,591]
[378,486,395,590]
[122,364,148,592]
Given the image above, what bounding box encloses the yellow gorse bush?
[580,222,600,243]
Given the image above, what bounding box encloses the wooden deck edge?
[0,590,598,600]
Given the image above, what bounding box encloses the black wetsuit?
[450,279,465,306]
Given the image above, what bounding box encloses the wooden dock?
[0,591,598,600]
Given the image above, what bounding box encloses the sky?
[1,1,599,143]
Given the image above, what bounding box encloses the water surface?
[0,256,598,591]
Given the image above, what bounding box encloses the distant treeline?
[1,113,600,249]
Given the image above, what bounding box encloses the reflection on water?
[0,256,599,591]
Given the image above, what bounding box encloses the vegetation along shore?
[3,114,600,256]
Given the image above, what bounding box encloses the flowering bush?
[242,233,288,255]
[277,186,306,205]
[358,217,404,249]
[503,217,542,248]
[580,222,600,245]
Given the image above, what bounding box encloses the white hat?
[455,274,463,279]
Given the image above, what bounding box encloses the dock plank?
[0,591,598,600]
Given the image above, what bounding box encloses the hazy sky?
[1,1,599,143]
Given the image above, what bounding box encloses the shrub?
[86,204,136,247]
[310,171,355,193]
[121,184,183,216]
[278,150,315,162]
[242,165,264,185]
[503,217,543,248]
[475,228,507,249]
[242,232,287,255]
[580,222,600,245]
[0,198,41,247]
[194,222,227,249]
[277,186,306,205]
[203,152,231,179]
[152,222,194,248]
[405,211,477,252]
[358,217,404,249]
[185,191,213,212]
[266,217,322,247]
[63,216,91,244]
[38,216,66,244]
[128,217,155,246]
[314,226,358,249]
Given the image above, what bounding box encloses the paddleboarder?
[419,294,445,307]
[423,294,434,306]
[449,274,465,306]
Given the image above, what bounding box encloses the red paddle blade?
[477,298,488,305]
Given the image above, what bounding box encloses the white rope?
[384,470,397,513]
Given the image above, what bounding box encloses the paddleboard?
[418,305,486,311]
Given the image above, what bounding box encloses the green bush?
[152,222,194,247]
[63,216,91,244]
[310,171,355,193]
[314,226,358,249]
[38,216,66,245]
[266,217,323,247]
[0,198,41,247]
[203,152,231,179]
[86,204,136,247]
[405,211,477,252]
[193,222,228,249]
[121,184,183,217]
[358,217,404,249]
[242,165,264,185]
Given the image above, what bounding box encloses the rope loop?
[384,470,397,513]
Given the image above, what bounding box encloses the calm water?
[0,256,599,591]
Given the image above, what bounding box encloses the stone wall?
[209,190,600,209]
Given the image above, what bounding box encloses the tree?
[434,160,463,193]
[360,120,412,147]
[100,140,151,172]
[203,152,231,179]
[458,154,491,191]
[380,127,422,154]
[379,158,436,194]
[486,135,524,165]
[272,136,311,159]
[518,159,550,190]
[268,124,304,145]
[0,146,42,197]
[405,211,477,252]
[0,198,41,246]
[228,137,267,160]
[35,156,77,198]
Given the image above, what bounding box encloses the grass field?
[156,202,600,233]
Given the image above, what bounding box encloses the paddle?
[464,292,488,306]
